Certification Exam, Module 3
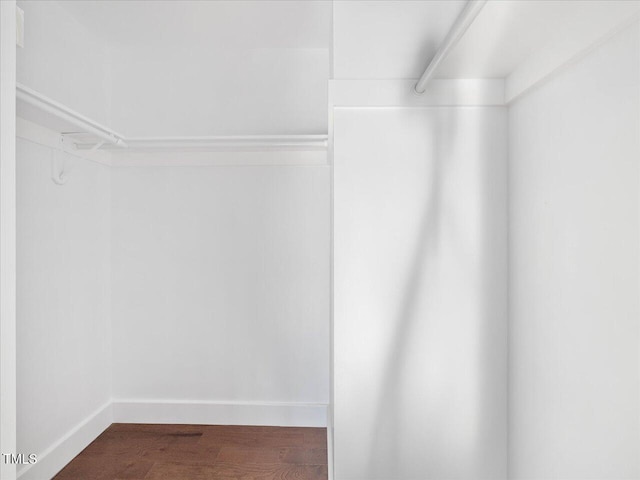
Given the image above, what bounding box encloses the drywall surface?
[333,107,508,479]
[508,22,640,479]
[16,139,111,467]
[108,48,329,137]
[111,166,330,407]
[57,0,331,137]
[17,0,329,138]
[333,0,465,79]
[16,0,111,126]
[0,3,17,479]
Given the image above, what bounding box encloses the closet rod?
[16,83,127,147]
[414,0,487,94]
[85,135,329,151]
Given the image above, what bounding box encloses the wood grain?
[53,424,327,480]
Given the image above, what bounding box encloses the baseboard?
[326,405,334,480]
[16,400,325,479]
[17,402,112,480]
[112,399,328,428]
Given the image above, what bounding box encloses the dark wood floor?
[54,424,328,480]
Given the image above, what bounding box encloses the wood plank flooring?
[53,424,328,480]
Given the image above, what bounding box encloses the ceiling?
[333,0,467,79]
[56,0,332,51]
[438,0,640,79]
[334,0,640,80]
[23,0,639,137]
[54,0,640,81]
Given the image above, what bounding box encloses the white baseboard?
[112,399,327,428]
[326,405,334,480]
[17,402,112,480]
[16,400,326,480]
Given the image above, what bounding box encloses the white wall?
[17,0,111,126]
[508,22,640,479]
[16,137,111,472]
[15,0,332,431]
[110,165,330,408]
[15,2,113,477]
[58,0,331,136]
[333,106,508,479]
[108,48,329,137]
[17,1,330,138]
[0,3,17,479]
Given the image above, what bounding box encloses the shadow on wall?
[367,108,452,477]
[360,108,506,478]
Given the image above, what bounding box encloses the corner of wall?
[17,403,112,480]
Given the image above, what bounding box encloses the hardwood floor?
[53,424,328,480]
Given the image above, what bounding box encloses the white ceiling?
[54,0,640,81]
[56,0,332,50]
[29,0,640,136]
[334,0,640,80]
[333,1,467,79]
[438,0,640,79]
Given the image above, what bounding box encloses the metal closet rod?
[414,0,488,94]
[16,83,127,147]
[16,84,328,152]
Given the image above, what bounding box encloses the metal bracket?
[51,141,69,185]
